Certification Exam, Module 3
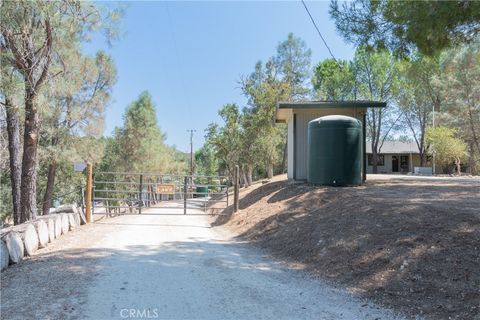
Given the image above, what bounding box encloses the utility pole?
[187,129,196,176]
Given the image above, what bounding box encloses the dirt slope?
[211,175,480,320]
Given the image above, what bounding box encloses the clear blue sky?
[84,1,355,153]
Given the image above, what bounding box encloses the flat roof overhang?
[275,100,387,123]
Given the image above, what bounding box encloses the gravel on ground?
[1,202,405,320]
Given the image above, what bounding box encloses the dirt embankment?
[211,175,480,320]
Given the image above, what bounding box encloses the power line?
[301,0,337,62]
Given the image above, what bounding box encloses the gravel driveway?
[1,203,405,320]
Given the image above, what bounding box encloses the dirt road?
[1,202,405,320]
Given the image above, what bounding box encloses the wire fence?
[92,171,230,215]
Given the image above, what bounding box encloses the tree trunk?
[266,162,274,179]
[468,143,476,175]
[5,98,22,225]
[455,158,462,175]
[20,88,40,222]
[372,149,378,174]
[281,139,287,173]
[42,159,57,216]
[42,103,64,216]
[419,152,427,167]
[467,104,480,155]
[246,165,253,186]
[241,169,248,187]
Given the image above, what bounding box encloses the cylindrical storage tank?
[307,115,362,186]
[195,186,208,198]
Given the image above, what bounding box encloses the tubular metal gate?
[92,171,229,215]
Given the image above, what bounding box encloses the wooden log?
[45,217,55,242]
[50,214,62,239]
[1,240,10,270]
[60,213,69,235]
[72,208,81,226]
[31,219,49,248]
[52,204,77,214]
[68,213,78,231]
[15,223,38,256]
[1,223,38,257]
[0,232,22,264]
[36,216,55,242]
[78,206,87,225]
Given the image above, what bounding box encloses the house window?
[368,154,384,166]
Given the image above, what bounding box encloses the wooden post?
[138,174,143,214]
[234,165,239,212]
[226,183,229,208]
[85,162,93,223]
[184,176,188,215]
[362,113,367,182]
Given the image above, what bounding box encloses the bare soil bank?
[211,175,480,320]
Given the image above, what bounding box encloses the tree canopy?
[329,0,480,56]
[436,42,480,173]
[426,126,467,174]
[313,59,355,100]
[102,91,187,174]
[1,0,121,223]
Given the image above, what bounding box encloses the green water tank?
[307,115,362,186]
[195,186,208,198]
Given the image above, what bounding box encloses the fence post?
[234,165,239,212]
[85,162,93,223]
[184,176,188,215]
[147,178,153,208]
[138,174,143,214]
[226,182,229,208]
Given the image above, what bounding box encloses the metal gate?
[92,171,229,215]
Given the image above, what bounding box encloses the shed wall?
[287,114,294,179]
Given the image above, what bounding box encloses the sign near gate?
[156,184,175,195]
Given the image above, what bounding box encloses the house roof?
[276,100,386,122]
[366,141,419,154]
[278,100,387,109]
